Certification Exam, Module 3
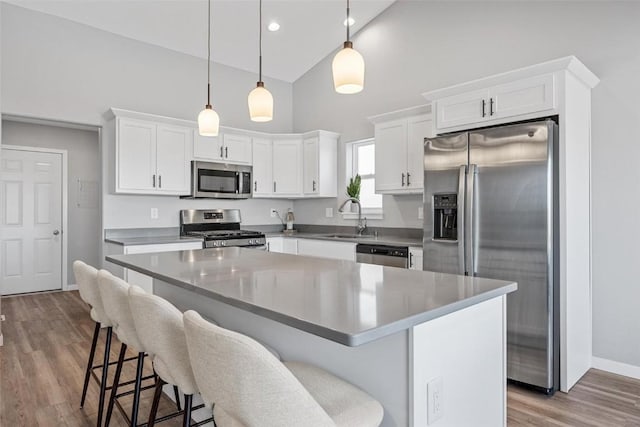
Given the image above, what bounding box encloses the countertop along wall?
[292,1,640,373]
[0,3,294,230]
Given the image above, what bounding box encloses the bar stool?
[128,285,214,427]
[73,260,117,427]
[183,310,384,427]
[97,270,157,426]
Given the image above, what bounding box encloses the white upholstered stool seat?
[183,310,383,427]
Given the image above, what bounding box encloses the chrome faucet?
[338,198,367,236]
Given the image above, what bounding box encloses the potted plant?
[346,175,361,212]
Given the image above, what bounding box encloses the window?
[345,139,383,217]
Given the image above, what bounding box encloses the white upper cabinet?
[252,137,273,196]
[194,132,252,165]
[370,106,432,195]
[222,133,252,164]
[113,113,192,196]
[117,118,157,192]
[155,125,192,193]
[302,132,338,197]
[427,74,556,134]
[272,139,303,196]
[193,133,222,161]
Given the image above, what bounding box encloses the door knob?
[53,230,60,236]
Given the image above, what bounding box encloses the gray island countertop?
[106,248,516,346]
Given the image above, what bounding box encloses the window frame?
[343,138,383,219]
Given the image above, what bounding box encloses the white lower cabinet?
[118,241,203,292]
[266,237,298,254]
[409,247,423,271]
[297,239,356,262]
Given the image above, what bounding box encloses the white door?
[375,119,407,192]
[272,139,302,196]
[1,148,63,295]
[156,124,192,194]
[406,115,431,191]
[252,138,273,197]
[117,118,157,192]
[303,137,319,195]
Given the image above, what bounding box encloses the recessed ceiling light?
[268,22,280,32]
[343,17,355,27]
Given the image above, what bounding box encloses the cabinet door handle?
[406,172,411,186]
[409,252,414,268]
[313,180,317,191]
[158,175,162,188]
[225,147,228,158]
[220,146,224,158]
[482,99,486,117]
[152,174,156,187]
[254,181,257,192]
[401,173,405,187]
[273,181,276,192]
[490,98,495,116]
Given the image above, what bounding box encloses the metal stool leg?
[96,326,113,427]
[80,321,101,408]
[183,394,193,427]
[130,352,146,427]
[104,343,127,427]
[148,377,166,427]
[173,385,182,411]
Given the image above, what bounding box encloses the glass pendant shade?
[198,106,220,136]
[332,41,365,94]
[248,82,273,122]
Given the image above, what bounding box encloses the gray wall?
[2,120,101,286]
[292,1,640,368]
[1,3,294,230]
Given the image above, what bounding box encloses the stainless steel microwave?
[184,161,252,199]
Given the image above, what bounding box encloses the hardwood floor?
[0,291,196,427]
[1,290,639,426]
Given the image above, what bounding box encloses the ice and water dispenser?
[433,193,458,241]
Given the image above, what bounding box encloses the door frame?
[1,144,69,292]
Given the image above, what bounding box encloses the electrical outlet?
[418,207,424,220]
[427,377,444,424]
[150,208,159,220]
[326,207,334,218]
[270,208,278,218]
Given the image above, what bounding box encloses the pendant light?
[332,0,365,94]
[248,0,274,122]
[198,0,220,136]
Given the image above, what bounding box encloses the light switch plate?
[326,207,334,218]
[427,377,444,424]
[418,207,424,220]
[150,208,159,220]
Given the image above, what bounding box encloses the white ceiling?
[6,0,395,83]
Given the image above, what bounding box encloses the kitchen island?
[107,247,516,427]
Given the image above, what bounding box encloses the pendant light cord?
[346,0,350,42]
[207,0,211,106]
[259,0,263,83]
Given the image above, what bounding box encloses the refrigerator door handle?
[465,164,477,276]
[457,165,466,275]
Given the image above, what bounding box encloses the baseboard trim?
[0,333,3,347]
[65,284,78,291]
[592,357,640,380]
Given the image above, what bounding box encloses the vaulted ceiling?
[6,0,395,82]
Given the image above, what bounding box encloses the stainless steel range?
[180,209,266,249]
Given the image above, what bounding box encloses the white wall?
[1,3,294,230]
[292,1,640,369]
[2,120,101,285]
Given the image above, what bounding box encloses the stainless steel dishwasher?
[355,244,409,268]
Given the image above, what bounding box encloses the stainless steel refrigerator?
[423,119,559,393]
